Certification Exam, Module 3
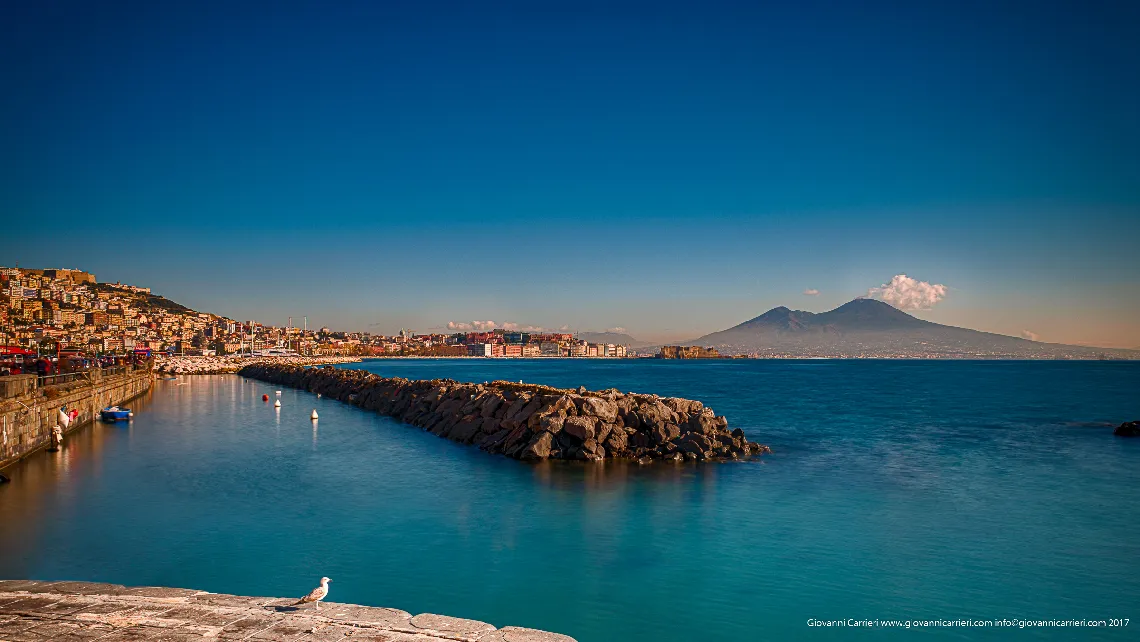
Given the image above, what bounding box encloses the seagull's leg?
[315,601,320,610]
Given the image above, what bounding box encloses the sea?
[1,359,1137,641]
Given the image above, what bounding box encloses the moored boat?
[100,406,132,422]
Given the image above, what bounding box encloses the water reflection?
[2,365,1138,642]
[529,457,723,492]
[0,386,155,571]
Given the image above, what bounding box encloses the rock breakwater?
[239,364,770,462]
[156,356,360,375]
[1114,421,1140,437]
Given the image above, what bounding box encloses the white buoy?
[275,391,282,396]
[317,393,322,398]
[128,411,134,418]
[274,399,281,408]
[311,409,319,420]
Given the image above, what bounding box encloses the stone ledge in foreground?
[0,580,575,641]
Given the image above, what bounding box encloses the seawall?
[239,363,769,462]
[0,369,152,470]
[0,580,575,641]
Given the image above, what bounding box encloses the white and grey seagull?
[293,577,331,609]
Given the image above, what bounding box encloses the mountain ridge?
[681,298,1139,359]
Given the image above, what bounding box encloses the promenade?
[0,580,575,641]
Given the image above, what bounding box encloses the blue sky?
[3,0,1138,345]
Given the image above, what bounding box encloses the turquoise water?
[1,360,1138,640]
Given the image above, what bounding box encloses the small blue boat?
[100,406,132,422]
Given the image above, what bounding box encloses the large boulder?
[604,432,627,455]
[480,393,506,418]
[521,431,554,460]
[446,418,483,444]
[676,432,713,456]
[537,414,566,434]
[578,397,618,423]
[650,423,681,444]
[687,410,719,435]
[562,416,596,442]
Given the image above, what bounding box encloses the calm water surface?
[1,360,1138,641]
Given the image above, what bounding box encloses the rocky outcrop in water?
[1114,421,1140,437]
[239,364,770,462]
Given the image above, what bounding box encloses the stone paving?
[0,581,575,642]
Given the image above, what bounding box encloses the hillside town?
[0,267,633,365]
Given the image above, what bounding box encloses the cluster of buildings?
[0,267,633,359]
[454,331,628,358]
[657,346,723,359]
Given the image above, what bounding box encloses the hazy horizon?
[3,0,1138,348]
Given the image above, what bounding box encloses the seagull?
[293,577,331,609]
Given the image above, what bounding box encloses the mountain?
[685,298,1140,359]
[577,331,648,347]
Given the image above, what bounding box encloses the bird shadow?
[266,605,302,613]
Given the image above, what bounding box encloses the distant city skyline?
[3,0,1138,347]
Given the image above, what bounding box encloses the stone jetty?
[239,364,770,462]
[156,355,360,375]
[0,580,575,641]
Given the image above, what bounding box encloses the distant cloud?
[447,320,498,332]
[447,320,550,333]
[867,274,948,310]
[803,288,820,296]
[1020,330,1040,341]
[605,326,627,334]
[504,322,549,332]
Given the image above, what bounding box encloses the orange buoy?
[262,394,269,402]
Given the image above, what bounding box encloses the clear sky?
[3,0,1139,346]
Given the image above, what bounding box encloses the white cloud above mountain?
[867,274,948,310]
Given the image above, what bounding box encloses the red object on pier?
[262,394,269,402]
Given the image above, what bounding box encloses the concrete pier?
[0,580,576,641]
